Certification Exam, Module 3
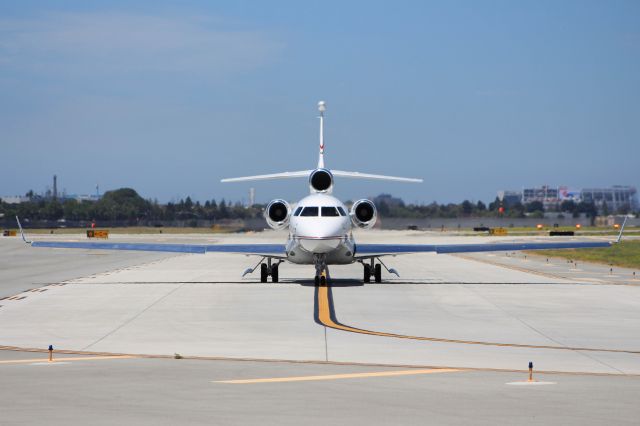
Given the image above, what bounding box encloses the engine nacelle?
[265,199,291,230]
[350,199,377,229]
[309,168,333,193]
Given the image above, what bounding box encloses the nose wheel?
[314,274,327,286]
[313,254,328,286]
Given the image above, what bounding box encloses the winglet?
[15,216,32,244]
[616,216,628,243]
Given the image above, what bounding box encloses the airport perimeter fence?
[2,216,637,232]
[378,216,639,230]
[0,218,266,231]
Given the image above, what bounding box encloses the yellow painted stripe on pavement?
[215,368,460,384]
[0,355,135,365]
[316,284,640,354]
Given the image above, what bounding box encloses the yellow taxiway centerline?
[0,355,136,365]
[315,284,640,354]
[215,368,460,384]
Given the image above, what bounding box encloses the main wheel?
[271,263,279,283]
[320,275,326,285]
[374,264,382,283]
[260,263,268,283]
[314,275,320,286]
[363,264,371,283]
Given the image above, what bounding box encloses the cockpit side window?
[300,206,319,216]
[321,207,340,217]
[337,206,346,216]
[293,206,303,216]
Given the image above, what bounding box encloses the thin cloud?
[0,12,283,76]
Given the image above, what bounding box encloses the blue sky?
[1,1,638,204]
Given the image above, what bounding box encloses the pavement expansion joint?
[506,381,557,386]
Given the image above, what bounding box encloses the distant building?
[522,185,560,209]
[0,196,30,204]
[498,185,638,213]
[501,191,522,208]
[581,186,637,212]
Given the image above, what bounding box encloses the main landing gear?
[242,257,283,283]
[259,258,280,283]
[363,261,382,283]
[362,258,399,283]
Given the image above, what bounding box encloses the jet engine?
[265,199,291,230]
[350,199,377,229]
[309,168,333,193]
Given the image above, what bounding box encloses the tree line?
[0,188,262,223]
[0,188,630,224]
[372,194,603,219]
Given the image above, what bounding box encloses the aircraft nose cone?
[295,219,346,254]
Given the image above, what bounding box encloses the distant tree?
[616,203,631,215]
[461,200,473,216]
[560,200,576,213]
[507,202,525,218]
[94,188,151,221]
[376,200,390,216]
[488,197,501,211]
[526,201,544,213]
[219,199,228,218]
[476,201,486,211]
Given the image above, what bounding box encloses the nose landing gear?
[313,254,328,286]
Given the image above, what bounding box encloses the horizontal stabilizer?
[221,171,312,183]
[331,170,422,183]
[222,169,422,183]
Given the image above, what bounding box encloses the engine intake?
[309,168,333,193]
[265,199,291,230]
[350,199,377,229]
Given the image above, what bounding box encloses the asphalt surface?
[0,231,638,425]
[1,351,639,426]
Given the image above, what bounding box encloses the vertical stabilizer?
[318,101,326,168]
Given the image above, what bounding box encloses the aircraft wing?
[354,241,611,258]
[30,241,287,258]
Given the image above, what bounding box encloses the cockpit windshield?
[321,207,340,217]
[297,206,345,217]
[300,206,319,216]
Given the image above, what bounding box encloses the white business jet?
[18,101,618,285]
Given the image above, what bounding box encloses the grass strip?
[532,240,640,270]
